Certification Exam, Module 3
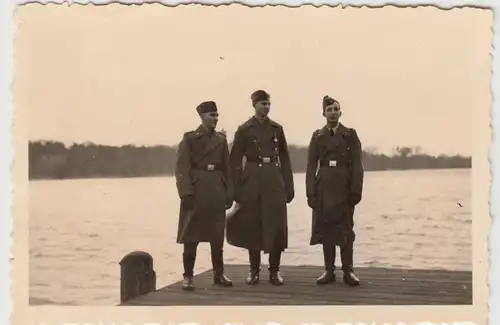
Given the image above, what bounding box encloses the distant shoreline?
[28,167,470,182]
[28,140,471,181]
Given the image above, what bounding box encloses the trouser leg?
[268,250,282,273]
[249,249,261,270]
[340,210,360,286]
[183,242,198,277]
[316,243,336,284]
[341,206,356,273]
[210,239,224,274]
[246,249,261,285]
[181,242,198,290]
[268,246,284,286]
[211,239,233,286]
[340,241,353,272]
[324,244,336,271]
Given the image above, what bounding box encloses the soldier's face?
[200,112,219,129]
[323,102,341,123]
[254,100,271,117]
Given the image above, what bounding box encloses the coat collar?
[193,124,223,145]
[317,123,349,137]
[245,115,280,129]
[251,115,270,126]
[190,125,224,162]
[194,124,217,137]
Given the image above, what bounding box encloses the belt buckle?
[329,160,337,167]
[262,157,271,163]
[207,164,215,171]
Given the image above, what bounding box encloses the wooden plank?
[120,264,472,306]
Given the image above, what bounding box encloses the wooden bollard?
[119,251,156,304]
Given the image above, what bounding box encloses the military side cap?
[322,95,339,108]
[251,90,270,104]
[196,101,218,114]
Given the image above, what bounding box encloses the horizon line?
[28,138,471,158]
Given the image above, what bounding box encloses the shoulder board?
[216,131,226,138]
[269,119,282,128]
[240,118,254,129]
[312,129,322,138]
[184,130,203,139]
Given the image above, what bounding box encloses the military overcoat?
[174,125,234,244]
[226,116,294,254]
[305,123,364,246]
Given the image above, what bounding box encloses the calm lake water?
[29,169,472,305]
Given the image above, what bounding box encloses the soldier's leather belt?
[319,160,350,168]
[193,163,222,171]
[246,156,279,164]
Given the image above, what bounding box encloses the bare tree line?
[28,139,471,180]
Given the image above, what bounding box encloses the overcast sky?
[15,4,492,156]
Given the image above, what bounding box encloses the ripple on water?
[29,170,472,305]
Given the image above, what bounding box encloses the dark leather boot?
[269,269,284,286]
[246,268,260,285]
[182,275,194,290]
[316,267,336,285]
[211,249,233,287]
[182,246,196,290]
[317,244,336,284]
[343,268,360,286]
[214,272,233,286]
[246,249,261,285]
[269,251,284,286]
[341,243,360,286]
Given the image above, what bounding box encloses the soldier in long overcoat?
[305,95,364,286]
[174,101,234,290]
[226,90,294,286]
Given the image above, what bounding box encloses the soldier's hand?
[307,196,318,209]
[349,193,361,206]
[182,195,195,210]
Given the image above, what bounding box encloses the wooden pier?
[118,251,472,306]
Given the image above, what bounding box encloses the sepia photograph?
[10,1,493,324]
